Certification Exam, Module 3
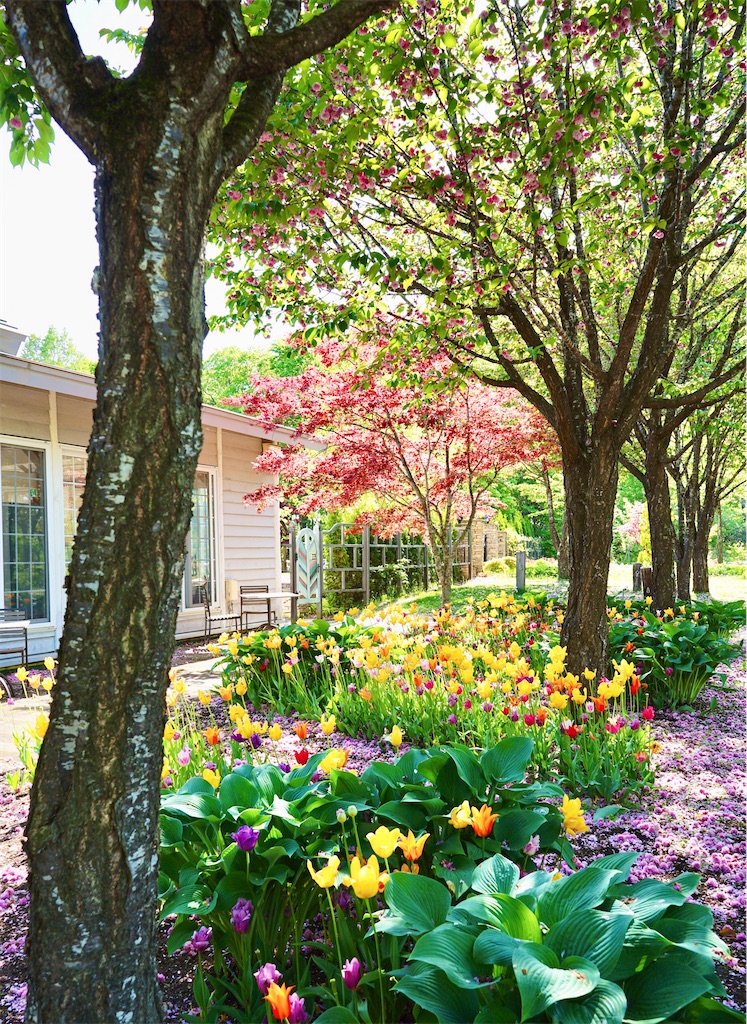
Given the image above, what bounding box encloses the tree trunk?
[561,440,619,676]
[692,501,716,595]
[24,94,222,1024]
[644,431,676,609]
[557,509,570,580]
[673,476,692,602]
[716,503,724,564]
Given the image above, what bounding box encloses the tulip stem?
[367,898,386,1018]
[325,889,345,988]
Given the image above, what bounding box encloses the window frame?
[0,435,54,625]
[182,465,220,611]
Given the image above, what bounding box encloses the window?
[184,470,217,608]
[1,444,49,621]
[62,452,88,572]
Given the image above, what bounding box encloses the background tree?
[20,325,96,374]
[236,339,556,603]
[1,1,391,1020]
[212,0,745,673]
[668,393,745,599]
[202,340,312,405]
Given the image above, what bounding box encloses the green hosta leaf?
[471,853,520,896]
[610,922,672,980]
[555,978,627,1024]
[538,868,619,927]
[213,871,252,912]
[314,1008,360,1023]
[166,919,198,956]
[394,963,479,1024]
[380,871,452,936]
[586,852,640,882]
[160,884,217,919]
[410,923,484,987]
[456,893,542,943]
[513,944,600,1021]
[473,928,523,966]
[218,772,259,813]
[680,996,746,1022]
[609,878,687,922]
[494,809,546,850]
[481,736,534,782]
[545,909,632,975]
[623,958,711,1022]
[159,814,184,848]
[442,744,485,793]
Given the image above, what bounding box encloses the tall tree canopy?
[20,326,96,374]
[237,339,556,601]
[1,1,391,1020]
[212,0,745,672]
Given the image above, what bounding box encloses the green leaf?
[554,978,627,1024]
[586,852,640,882]
[456,893,542,944]
[160,884,217,919]
[680,996,746,1022]
[314,1008,360,1023]
[610,922,672,980]
[623,958,711,1023]
[545,909,632,975]
[538,868,619,927]
[162,792,222,820]
[473,928,523,966]
[214,871,252,912]
[395,963,479,1024]
[218,772,259,812]
[609,878,686,922]
[380,871,452,936]
[159,814,184,848]
[410,923,483,987]
[481,736,534,782]
[512,944,600,1021]
[166,919,198,956]
[471,853,520,896]
[494,809,546,850]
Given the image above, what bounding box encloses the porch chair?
[199,584,241,641]
[0,608,29,668]
[240,585,277,631]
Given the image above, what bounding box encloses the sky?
[0,0,267,361]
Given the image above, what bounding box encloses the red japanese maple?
[232,340,556,602]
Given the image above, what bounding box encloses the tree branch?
[5,0,113,162]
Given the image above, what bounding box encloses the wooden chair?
[200,584,240,641]
[240,585,276,630]
[0,608,29,667]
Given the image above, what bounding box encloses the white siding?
[222,430,278,585]
[0,383,50,440]
[56,394,94,447]
[199,425,218,467]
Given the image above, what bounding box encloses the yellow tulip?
[43,657,56,673]
[163,722,176,742]
[549,691,568,711]
[583,667,597,681]
[320,714,336,736]
[367,826,401,858]
[386,725,403,748]
[28,674,41,690]
[34,713,49,740]
[16,667,27,683]
[561,795,588,836]
[165,690,177,707]
[343,855,388,900]
[173,679,186,694]
[448,800,472,829]
[235,679,247,696]
[319,748,348,774]
[307,855,340,889]
[42,679,54,692]
[202,768,221,789]
[269,723,282,742]
[197,690,212,706]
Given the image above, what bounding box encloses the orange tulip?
[205,726,221,746]
[294,721,308,741]
[264,982,294,1021]
[470,804,497,837]
[398,830,429,862]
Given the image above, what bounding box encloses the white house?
[0,320,313,663]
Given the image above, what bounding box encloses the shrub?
[484,556,516,574]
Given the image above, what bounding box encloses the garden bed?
[0,624,744,1021]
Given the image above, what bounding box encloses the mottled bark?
[644,429,676,609]
[561,440,619,676]
[558,508,570,579]
[541,464,568,578]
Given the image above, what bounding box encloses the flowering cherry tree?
[233,341,555,603]
[212,0,745,673]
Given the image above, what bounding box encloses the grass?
[385,562,746,615]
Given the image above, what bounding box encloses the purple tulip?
[250,733,263,750]
[254,962,282,994]
[190,926,212,953]
[230,897,253,933]
[231,826,259,852]
[342,957,362,990]
[665,666,674,676]
[287,993,310,1023]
